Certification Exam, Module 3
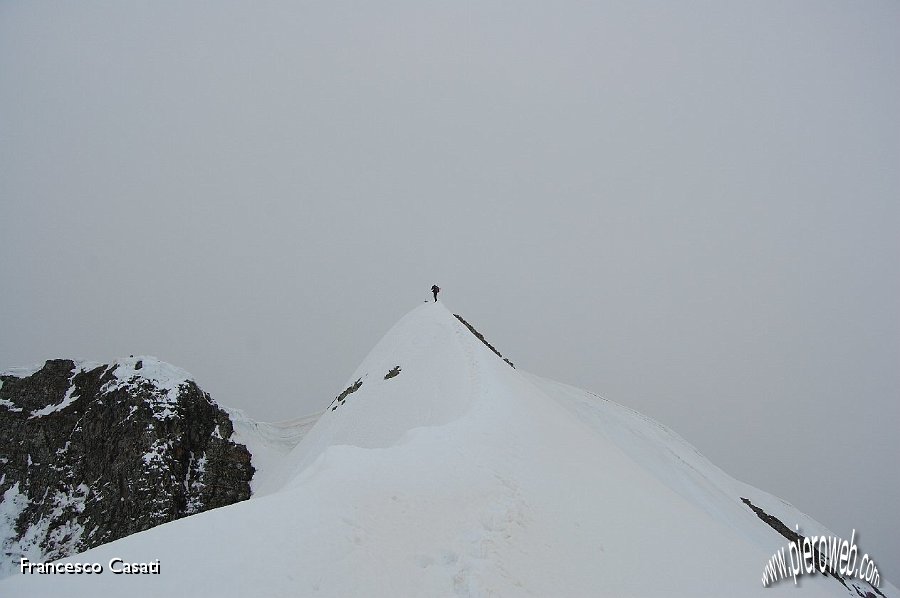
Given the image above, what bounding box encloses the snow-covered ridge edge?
[525,372,895,595]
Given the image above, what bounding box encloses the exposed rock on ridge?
[453,314,515,368]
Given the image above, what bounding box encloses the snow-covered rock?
[0,357,254,579]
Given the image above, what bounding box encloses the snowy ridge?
[524,374,844,560]
[260,303,479,493]
[1,303,893,597]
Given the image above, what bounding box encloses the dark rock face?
[740,497,885,597]
[453,314,515,368]
[329,378,363,411]
[0,357,254,577]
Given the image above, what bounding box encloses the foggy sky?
[1,0,897,583]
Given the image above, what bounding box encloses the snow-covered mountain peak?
[258,301,492,493]
[1,304,893,597]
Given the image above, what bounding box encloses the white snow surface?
[224,407,321,494]
[2,303,893,597]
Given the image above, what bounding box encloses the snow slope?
[2,303,892,597]
[224,407,321,494]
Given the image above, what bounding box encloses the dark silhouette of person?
[431,285,440,302]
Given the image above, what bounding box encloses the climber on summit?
[431,284,440,302]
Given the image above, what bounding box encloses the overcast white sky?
[1,0,897,584]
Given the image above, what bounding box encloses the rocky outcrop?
[329,378,363,411]
[453,314,515,368]
[740,497,885,597]
[0,357,254,577]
